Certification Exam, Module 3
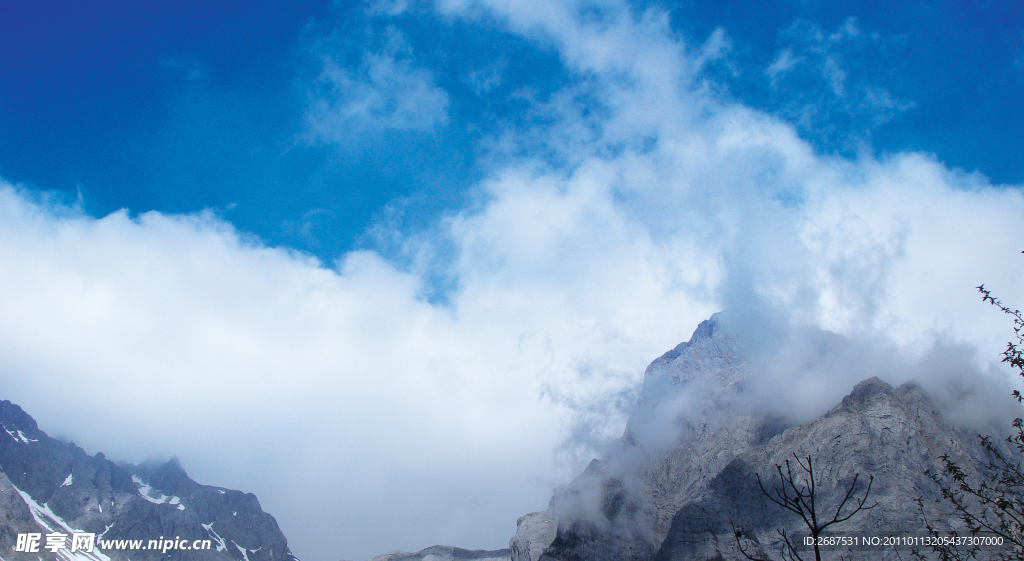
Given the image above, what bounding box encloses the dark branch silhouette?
[737,454,875,561]
[733,522,773,561]
[915,285,1024,560]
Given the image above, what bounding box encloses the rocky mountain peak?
[829,376,898,412]
[508,315,998,561]
[629,314,745,433]
[0,400,42,438]
[642,313,742,388]
[0,401,296,561]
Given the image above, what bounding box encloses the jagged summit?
[648,314,723,365]
[828,376,925,416]
[641,313,742,388]
[0,400,41,435]
[504,315,997,561]
[0,400,295,561]
[628,313,746,440]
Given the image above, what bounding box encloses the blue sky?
[0,1,1023,561]
[2,0,1021,262]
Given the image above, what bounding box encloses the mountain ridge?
[0,399,295,561]
[0,313,1008,561]
[508,315,1001,561]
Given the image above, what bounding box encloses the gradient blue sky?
[0,2,1023,561]
[2,0,1021,261]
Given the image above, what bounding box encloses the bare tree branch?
[756,454,876,561]
[919,285,1024,560]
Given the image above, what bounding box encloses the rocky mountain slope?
[3,313,1005,561]
[652,377,990,561]
[361,545,510,561]
[0,400,295,561]
[508,315,1000,561]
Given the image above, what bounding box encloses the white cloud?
[0,181,712,560]
[367,0,410,16]
[754,17,916,147]
[2,2,1023,561]
[304,30,448,142]
[767,48,799,84]
[464,58,507,95]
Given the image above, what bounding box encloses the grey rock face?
[0,400,295,561]
[0,467,49,560]
[532,315,774,561]
[655,377,993,560]
[525,316,1001,561]
[365,545,510,561]
[509,511,556,561]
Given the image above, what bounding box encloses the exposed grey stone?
[654,378,995,560]
[531,316,1003,561]
[536,314,771,561]
[366,545,510,561]
[0,400,295,561]
[509,510,556,561]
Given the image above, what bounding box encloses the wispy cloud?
[763,17,915,148]
[161,57,207,82]
[463,58,507,95]
[303,29,448,143]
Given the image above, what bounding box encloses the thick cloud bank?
[1,2,1022,560]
